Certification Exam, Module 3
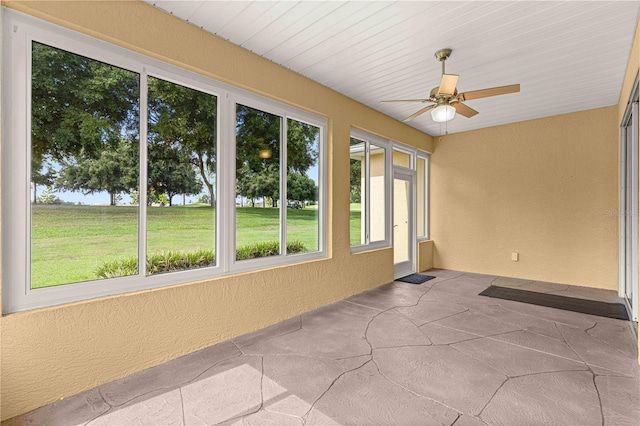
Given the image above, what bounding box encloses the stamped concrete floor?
[5,270,640,426]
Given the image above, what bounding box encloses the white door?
[393,170,415,279]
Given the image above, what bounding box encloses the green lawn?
[31,204,320,288]
[350,203,363,246]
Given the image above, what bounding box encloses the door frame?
[619,75,639,323]
[393,168,416,279]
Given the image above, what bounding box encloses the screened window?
[3,11,326,312]
[350,130,390,250]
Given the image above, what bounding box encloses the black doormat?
[479,285,629,321]
[397,274,436,284]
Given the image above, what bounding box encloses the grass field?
[31,204,328,288]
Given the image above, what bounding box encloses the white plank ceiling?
[145,0,640,136]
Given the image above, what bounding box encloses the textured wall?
[0,1,431,420]
[431,107,619,289]
[418,240,434,272]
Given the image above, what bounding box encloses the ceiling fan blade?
[460,84,520,101]
[403,104,435,122]
[437,74,459,96]
[453,102,479,118]
[380,99,428,103]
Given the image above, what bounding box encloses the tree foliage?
[288,172,317,203]
[31,43,319,207]
[148,76,217,205]
[147,138,202,206]
[350,158,362,203]
[235,106,319,205]
[57,139,138,205]
[31,42,139,163]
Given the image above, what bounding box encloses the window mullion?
[138,71,148,277]
[281,117,288,255]
[365,142,371,244]
[224,96,236,272]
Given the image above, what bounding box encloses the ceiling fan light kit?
[381,48,520,124]
[431,104,456,122]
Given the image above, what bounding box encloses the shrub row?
[95,241,307,278]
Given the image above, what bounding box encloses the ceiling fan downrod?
[434,48,452,76]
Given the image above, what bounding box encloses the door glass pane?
[146,76,217,275]
[350,138,365,245]
[370,144,386,242]
[286,119,320,254]
[236,104,282,260]
[393,178,410,265]
[30,42,140,288]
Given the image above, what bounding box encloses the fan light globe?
[431,104,456,122]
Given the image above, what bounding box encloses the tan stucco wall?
[431,106,619,290]
[618,14,640,362]
[0,1,432,420]
[417,240,434,272]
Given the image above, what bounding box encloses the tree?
[288,172,317,204]
[31,42,139,203]
[37,186,60,204]
[31,156,56,204]
[148,77,217,206]
[254,164,280,207]
[235,106,319,206]
[147,139,202,207]
[31,42,139,165]
[56,139,138,206]
[350,158,362,203]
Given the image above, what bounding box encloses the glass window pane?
[236,104,282,260]
[417,157,426,237]
[286,119,320,254]
[146,76,217,275]
[30,42,140,288]
[370,144,386,242]
[350,138,365,246]
[393,150,411,168]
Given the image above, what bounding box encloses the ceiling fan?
[381,48,520,123]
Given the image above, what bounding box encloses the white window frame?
[350,129,392,253]
[416,153,430,241]
[2,10,326,313]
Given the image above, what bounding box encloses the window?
[350,130,391,251]
[147,76,218,274]
[2,11,326,312]
[417,154,429,239]
[286,118,321,254]
[29,42,141,289]
[235,104,281,258]
[234,105,322,260]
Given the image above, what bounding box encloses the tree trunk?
[110,192,116,206]
[33,183,37,204]
[183,194,186,205]
[169,195,173,207]
[196,155,215,207]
